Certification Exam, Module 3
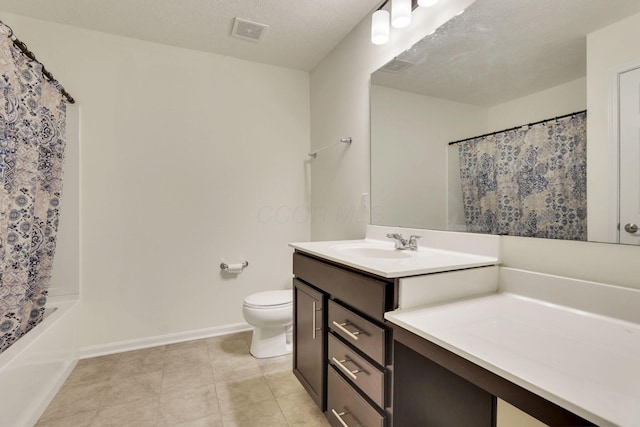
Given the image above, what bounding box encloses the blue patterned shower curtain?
[0,23,67,353]
[458,112,587,240]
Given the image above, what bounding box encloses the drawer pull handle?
[312,301,322,339]
[331,357,365,380]
[332,321,361,341]
[331,409,353,427]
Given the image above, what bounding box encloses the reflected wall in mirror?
[371,0,640,244]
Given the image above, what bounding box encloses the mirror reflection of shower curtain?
[458,112,587,240]
[0,23,67,354]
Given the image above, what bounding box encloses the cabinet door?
[293,279,326,409]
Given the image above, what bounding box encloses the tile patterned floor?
[36,332,330,427]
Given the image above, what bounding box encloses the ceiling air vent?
[380,58,413,73]
[231,18,269,42]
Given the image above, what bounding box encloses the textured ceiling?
[372,0,640,106]
[0,0,380,71]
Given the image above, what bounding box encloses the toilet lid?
[244,290,292,308]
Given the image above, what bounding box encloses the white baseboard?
[79,322,253,359]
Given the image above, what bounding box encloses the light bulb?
[391,0,411,28]
[418,0,440,7]
[371,10,390,45]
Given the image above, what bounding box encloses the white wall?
[501,236,640,290]
[371,85,486,229]
[487,77,586,132]
[587,11,640,242]
[2,13,311,350]
[8,1,640,353]
[310,0,477,240]
[311,5,640,288]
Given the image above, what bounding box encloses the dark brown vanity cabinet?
[391,323,597,427]
[327,300,389,427]
[293,278,325,408]
[293,250,596,427]
[327,367,385,427]
[393,341,496,427]
[292,252,397,427]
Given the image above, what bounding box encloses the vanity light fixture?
[371,0,441,45]
[392,0,412,28]
[371,9,391,45]
[418,0,440,7]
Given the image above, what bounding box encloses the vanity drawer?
[327,366,385,427]
[293,252,390,319]
[328,300,387,366]
[329,333,385,408]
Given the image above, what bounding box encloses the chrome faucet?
[386,233,421,250]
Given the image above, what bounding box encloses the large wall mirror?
[371,0,640,245]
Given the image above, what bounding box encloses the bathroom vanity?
[290,228,500,427]
[386,267,640,427]
[291,227,640,427]
[293,251,395,426]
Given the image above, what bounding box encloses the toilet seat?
[243,290,292,309]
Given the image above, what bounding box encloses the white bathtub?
[0,296,79,427]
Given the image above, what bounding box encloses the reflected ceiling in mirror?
[370,0,640,244]
[372,0,640,105]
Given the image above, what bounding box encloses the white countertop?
[289,239,498,278]
[385,293,640,426]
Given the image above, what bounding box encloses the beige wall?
[497,399,547,427]
[311,5,640,288]
[3,13,311,349]
[587,11,640,242]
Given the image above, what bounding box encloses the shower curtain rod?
[448,110,587,146]
[1,21,75,104]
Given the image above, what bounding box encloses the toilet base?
[249,325,293,358]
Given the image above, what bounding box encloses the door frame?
[608,58,640,243]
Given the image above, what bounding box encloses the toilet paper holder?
[220,260,249,272]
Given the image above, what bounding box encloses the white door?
[619,67,640,245]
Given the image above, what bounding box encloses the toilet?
[242,290,293,358]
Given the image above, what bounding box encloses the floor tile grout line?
[88,408,98,427]
[212,378,224,427]
[39,331,313,426]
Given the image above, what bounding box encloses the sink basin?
[291,238,498,278]
[332,244,414,259]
